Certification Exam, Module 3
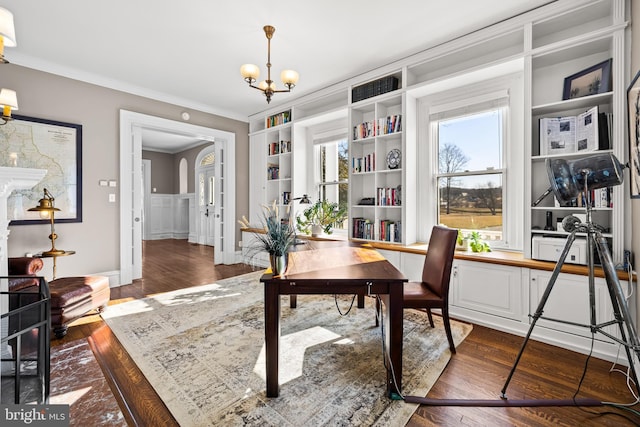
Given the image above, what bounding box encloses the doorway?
[119,110,236,285]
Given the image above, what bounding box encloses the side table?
[35,250,75,280]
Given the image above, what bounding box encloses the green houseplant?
[238,202,296,275]
[469,231,491,253]
[296,199,347,236]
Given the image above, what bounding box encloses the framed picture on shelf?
[2,115,83,224]
[627,69,640,198]
[562,59,612,100]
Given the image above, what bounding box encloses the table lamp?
[28,188,65,256]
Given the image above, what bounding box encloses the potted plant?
[456,229,469,251]
[296,199,348,237]
[238,201,296,275]
[469,231,491,253]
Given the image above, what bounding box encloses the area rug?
[102,271,472,426]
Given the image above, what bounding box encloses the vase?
[270,253,289,276]
[311,224,324,238]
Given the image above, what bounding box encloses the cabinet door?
[451,260,523,321]
[529,270,618,341]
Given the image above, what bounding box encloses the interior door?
[201,167,216,246]
[131,127,143,279]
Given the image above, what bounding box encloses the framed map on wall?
[1,115,83,224]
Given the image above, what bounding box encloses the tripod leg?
[501,232,578,398]
[595,235,640,394]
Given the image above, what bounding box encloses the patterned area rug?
[102,271,472,426]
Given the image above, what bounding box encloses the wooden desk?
[260,241,407,398]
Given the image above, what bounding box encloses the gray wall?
[142,150,175,194]
[4,64,249,280]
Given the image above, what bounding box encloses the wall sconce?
[28,189,65,256]
[0,88,18,124]
[0,7,16,64]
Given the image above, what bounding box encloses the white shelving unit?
[526,0,625,264]
[349,89,409,243]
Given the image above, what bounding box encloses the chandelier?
[240,25,299,104]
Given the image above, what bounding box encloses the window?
[418,72,524,250]
[315,137,349,231]
[435,109,505,241]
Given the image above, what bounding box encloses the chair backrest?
[421,226,458,299]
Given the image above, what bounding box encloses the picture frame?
[627,69,640,198]
[2,114,83,224]
[562,58,612,100]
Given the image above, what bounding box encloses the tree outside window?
[435,109,504,241]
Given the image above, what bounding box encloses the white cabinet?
[451,260,524,322]
[529,269,619,342]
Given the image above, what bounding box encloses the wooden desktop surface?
[260,241,407,398]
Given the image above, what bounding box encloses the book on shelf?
[268,140,291,156]
[353,114,402,140]
[352,217,374,240]
[539,106,610,156]
[266,110,291,128]
[553,186,613,208]
[377,187,400,206]
[282,191,291,205]
[352,152,375,173]
[267,163,279,180]
[379,219,401,242]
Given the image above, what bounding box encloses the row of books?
[353,114,402,140]
[555,187,613,208]
[379,219,401,242]
[377,187,400,206]
[268,140,291,155]
[352,76,399,103]
[267,164,279,180]
[352,153,375,173]
[352,217,374,240]
[266,110,292,128]
[352,217,402,242]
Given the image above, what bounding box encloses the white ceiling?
[3,0,554,151]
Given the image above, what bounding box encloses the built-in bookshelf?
[528,8,622,262]
[349,90,406,243]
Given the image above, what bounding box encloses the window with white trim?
[314,137,349,231]
[417,72,524,250]
[435,107,505,242]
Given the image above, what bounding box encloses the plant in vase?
[456,229,469,251]
[295,199,348,237]
[469,231,491,253]
[238,201,296,275]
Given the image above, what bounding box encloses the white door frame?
[119,110,236,284]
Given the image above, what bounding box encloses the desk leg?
[265,283,281,397]
[382,282,403,398]
[357,293,365,308]
[289,294,297,308]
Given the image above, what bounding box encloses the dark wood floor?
[54,239,640,426]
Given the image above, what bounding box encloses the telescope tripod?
[501,210,640,400]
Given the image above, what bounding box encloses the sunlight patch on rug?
[254,326,342,383]
[102,271,472,426]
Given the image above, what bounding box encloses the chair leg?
[442,307,456,354]
[426,308,435,328]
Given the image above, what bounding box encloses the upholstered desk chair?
[405,225,458,352]
[377,225,458,352]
